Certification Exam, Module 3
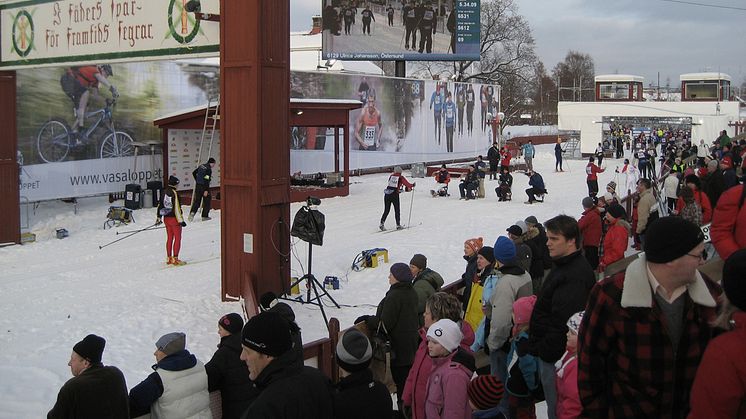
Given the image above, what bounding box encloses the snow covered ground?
[0,144,631,417]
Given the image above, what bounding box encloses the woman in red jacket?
[674,175,713,224]
[711,184,746,260]
[598,204,629,273]
[689,249,746,419]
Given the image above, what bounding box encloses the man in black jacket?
[487,142,500,180]
[240,312,333,419]
[48,334,129,418]
[528,215,595,419]
[206,313,255,419]
[189,157,216,221]
[333,329,393,418]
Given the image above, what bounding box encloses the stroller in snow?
[430,166,451,197]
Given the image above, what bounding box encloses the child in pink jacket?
[424,319,475,419]
[555,311,584,419]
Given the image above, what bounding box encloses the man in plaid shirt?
[577,217,720,418]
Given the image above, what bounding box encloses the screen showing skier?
[321,0,481,61]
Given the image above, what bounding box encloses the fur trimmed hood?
[620,254,717,309]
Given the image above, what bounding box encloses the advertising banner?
[19,156,162,202]
[0,0,220,69]
[290,71,500,171]
[16,60,219,201]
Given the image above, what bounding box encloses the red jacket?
[675,189,712,224]
[711,185,746,260]
[386,172,414,194]
[500,151,512,167]
[600,221,627,267]
[578,208,602,248]
[585,163,604,181]
[403,322,474,419]
[689,311,746,419]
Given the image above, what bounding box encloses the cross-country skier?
[417,1,436,53]
[380,166,415,230]
[355,95,383,151]
[342,6,354,35]
[403,0,418,50]
[444,91,456,152]
[361,5,375,36]
[455,84,466,136]
[466,84,475,135]
[430,84,444,145]
[386,4,395,26]
[156,176,187,265]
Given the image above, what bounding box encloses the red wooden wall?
[220,0,290,305]
[0,72,20,245]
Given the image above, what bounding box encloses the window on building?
[684,82,718,100]
[598,83,630,100]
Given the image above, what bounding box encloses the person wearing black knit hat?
[48,334,129,417]
[356,262,419,416]
[205,313,254,418]
[578,216,719,418]
[258,291,305,368]
[333,329,393,418]
[409,254,444,327]
[156,174,187,266]
[189,157,216,222]
[240,311,334,418]
[690,248,746,418]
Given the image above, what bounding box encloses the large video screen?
[321,0,481,61]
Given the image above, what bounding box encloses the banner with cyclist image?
[16,60,219,201]
[290,71,500,171]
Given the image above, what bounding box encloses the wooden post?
[0,71,20,245]
[219,0,290,303]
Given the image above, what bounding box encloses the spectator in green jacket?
[409,254,445,326]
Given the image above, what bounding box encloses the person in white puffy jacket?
[129,332,212,418]
[663,172,681,213]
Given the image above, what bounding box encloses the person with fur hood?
[403,292,474,419]
[598,204,630,274]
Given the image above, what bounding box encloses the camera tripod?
[284,242,340,330]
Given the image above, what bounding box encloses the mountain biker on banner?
[60,64,119,141]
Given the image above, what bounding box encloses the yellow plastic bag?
[464,282,485,332]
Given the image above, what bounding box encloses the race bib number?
[424,10,434,20]
[364,126,376,146]
[435,95,441,104]
[446,108,454,118]
[586,166,593,175]
[700,223,711,243]
[407,9,415,18]
[387,175,399,188]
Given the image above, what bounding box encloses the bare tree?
[552,50,595,101]
[530,61,557,124]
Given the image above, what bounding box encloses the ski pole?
[115,225,165,235]
[100,222,160,249]
[407,186,415,228]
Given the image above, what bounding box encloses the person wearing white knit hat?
[424,319,474,419]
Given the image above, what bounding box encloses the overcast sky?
[291,0,746,90]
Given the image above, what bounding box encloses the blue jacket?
[430,91,443,113]
[529,173,544,190]
[506,331,540,397]
[444,101,456,127]
[522,143,535,158]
